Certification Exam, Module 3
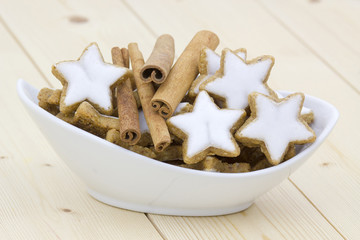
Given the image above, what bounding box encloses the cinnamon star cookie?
[189,47,247,98]
[200,48,275,109]
[52,42,132,115]
[167,91,246,164]
[235,92,316,165]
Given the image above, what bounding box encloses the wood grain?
[258,0,360,93]
[123,0,359,239]
[0,21,162,240]
[0,0,155,88]
[0,0,359,239]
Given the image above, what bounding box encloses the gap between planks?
[0,16,54,88]
[119,0,158,38]
[247,205,287,240]
[114,2,272,238]
[1,0,344,238]
[255,0,360,96]
[146,213,168,240]
[288,178,346,239]
[1,5,167,238]
[116,2,344,237]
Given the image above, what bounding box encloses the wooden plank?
[148,205,286,240]
[0,0,156,88]
[122,0,360,239]
[257,0,360,92]
[290,143,360,239]
[0,21,163,240]
[0,0,356,238]
[254,180,345,240]
[149,180,343,240]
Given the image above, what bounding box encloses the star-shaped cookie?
[235,92,316,165]
[52,43,132,115]
[200,48,275,109]
[275,91,314,124]
[167,91,246,164]
[189,47,247,98]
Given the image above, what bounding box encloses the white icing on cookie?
[168,91,245,158]
[192,48,247,95]
[236,93,315,164]
[201,49,274,109]
[138,110,149,133]
[275,91,313,115]
[173,102,191,115]
[54,43,129,112]
[235,50,246,62]
[205,48,221,76]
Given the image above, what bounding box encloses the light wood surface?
[0,0,359,239]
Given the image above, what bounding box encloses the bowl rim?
[17,78,339,179]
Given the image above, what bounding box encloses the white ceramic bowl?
[17,79,338,216]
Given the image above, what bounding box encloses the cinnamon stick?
[151,30,219,118]
[128,43,171,152]
[140,34,175,84]
[112,47,141,145]
[120,48,136,90]
[112,47,125,67]
[121,48,130,68]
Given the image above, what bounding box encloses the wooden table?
[1,0,359,239]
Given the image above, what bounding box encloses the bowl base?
[87,188,253,216]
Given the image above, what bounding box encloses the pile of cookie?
[38,30,316,173]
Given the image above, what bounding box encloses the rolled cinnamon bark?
[120,48,136,90]
[140,34,175,84]
[112,47,125,67]
[121,48,130,68]
[112,47,141,145]
[128,43,171,152]
[151,30,219,118]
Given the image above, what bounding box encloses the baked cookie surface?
[235,92,316,165]
[189,47,247,98]
[200,48,275,109]
[167,91,246,164]
[52,43,132,115]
